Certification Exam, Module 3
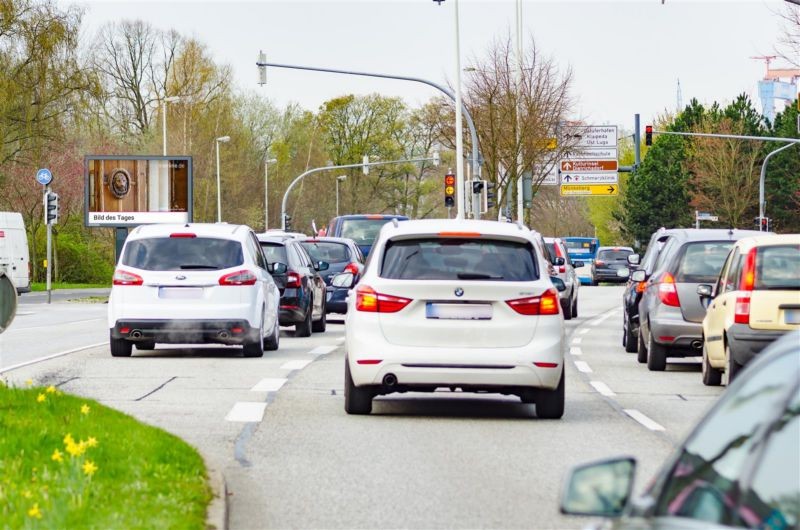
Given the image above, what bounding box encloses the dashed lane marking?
[308,345,337,356]
[590,381,616,397]
[574,361,593,373]
[280,359,312,371]
[569,347,582,356]
[251,378,288,392]
[579,328,589,335]
[225,402,267,422]
[571,337,583,345]
[336,337,345,343]
[624,409,666,431]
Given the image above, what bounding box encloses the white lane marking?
[0,342,109,374]
[225,402,267,422]
[280,359,312,371]
[624,409,666,431]
[251,378,288,392]
[336,337,345,343]
[12,318,105,331]
[590,381,616,397]
[579,328,589,335]
[571,337,583,345]
[574,361,593,373]
[308,345,337,356]
[569,347,583,356]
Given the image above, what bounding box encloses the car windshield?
[597,249,633,261]
[259,243,288,266]
[755,245,800,290]
[339,219,392,246]
[122,237,243,271]
[380,238,538,281]
[299,241,350,263]
[675,242,734,283]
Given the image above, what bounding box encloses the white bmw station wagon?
[339,219,566,418]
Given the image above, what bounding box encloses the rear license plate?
[158,287,203,299]
[426,303,492,320]
[786,309,800,325]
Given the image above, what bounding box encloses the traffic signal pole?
[44,187,52,304]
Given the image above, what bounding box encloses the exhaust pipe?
[691,340,702,350]
[218,330,230,340]
[130,330,142,339]
[382,373,398,387]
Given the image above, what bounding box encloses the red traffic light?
[645,125,653,146]
[444,174,455,186]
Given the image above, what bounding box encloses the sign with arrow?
[561,160,617,172]
[560,173,619,184]
[560,184,618,196]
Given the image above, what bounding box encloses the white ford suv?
[339,219,566,418]
[108,223,281,358]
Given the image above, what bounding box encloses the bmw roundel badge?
[454,287,464,297]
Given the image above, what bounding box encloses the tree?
[765,99,800,232]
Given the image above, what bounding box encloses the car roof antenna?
[391,218,399,228]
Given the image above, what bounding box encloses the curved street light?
[215,136,230,222]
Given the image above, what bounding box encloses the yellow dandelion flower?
[25,379,33,386]
[36,393,46,403]
[22,489,32,499]
[65,441,84,457]
[80,404,90,415]
[63,433,74,446]
[45,385,56,394]
[86,437,98,448]
[51,449,63,463]
[27,503,42,519]
[82,460,98,476]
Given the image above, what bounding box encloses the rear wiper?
[457,272,504,280]
[179,264,220,270]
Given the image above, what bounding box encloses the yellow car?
[698,234,800,385]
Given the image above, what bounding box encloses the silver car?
[545,237,579,319]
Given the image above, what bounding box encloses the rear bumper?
[727,325,789,365]
[593,268,627,283]
[278,290,308,324]
[649,313,703,355]
[111,319,259,345]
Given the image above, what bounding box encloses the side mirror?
[631,270,646,282]
[0,272,17,334]
[560,457,636,518]
[315,261,330,272]
[554,257,565,266]
[572,261,584,268]
[616,268,630,279]
[627,254,640,266]
[331,272,355,289]
[269,262,288,275]
[696,284,713,298]
[550,276,567,292]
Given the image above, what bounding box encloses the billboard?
[84,156,192,227]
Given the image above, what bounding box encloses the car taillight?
[285,271,302,288]
[113,269,143,286]
[635,281,647,293]
[738,247,757,291]
[355,285,412,313]
[656,272,680,307]
[343,263,360,275]
[557,266,566,273]
[734,295,751,324]
[219,270,257,286]
[506,288,560,316]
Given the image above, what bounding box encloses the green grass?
[0,383,211,528]
[31,283,109,292]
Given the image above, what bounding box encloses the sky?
[64,0,792,130]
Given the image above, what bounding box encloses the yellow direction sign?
[560,184,618,196]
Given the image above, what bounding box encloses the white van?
[0,212,31,293]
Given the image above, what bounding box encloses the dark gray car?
[635,229,762,371]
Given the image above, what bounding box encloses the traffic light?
[645,125,653,146]
[522,172,533,208]
[444,170,455,208]
[754,216,771,232]
[486,181,496,209]
[45,191,59,225]
[471,180,484,194]
[284,213,292,231]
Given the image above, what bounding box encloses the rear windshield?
[299,241,350,263]
[381,238,538,281]
[597,249,633,260]
[339,219,391,246]
[675,242,733,283]
[259,243,288,265]
[756,245,800,290]
[545,242,556,261]
[122,237,243,271]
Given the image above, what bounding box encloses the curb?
[205,462,228,530]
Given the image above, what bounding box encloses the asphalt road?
[2,286,724,529]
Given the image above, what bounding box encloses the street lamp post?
[336,175,347,216]
[215,136,230,222]
[264,158,277,230]
[162,96,181,156]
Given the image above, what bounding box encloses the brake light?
[355,285,412,313]
[734,295,751,324]
[739,248,757,291]
[356,359,383,365]
[595,260,605,266]
[170,233,196,238]
[113,269,143,286]
[656,272,680,307]
[343,263,360,275]
[285,271,302,288]
[438,231,482,238]
[219,270,257,286]
[506,288,560,316]
[635,281,647,293]
[557,265,566,273]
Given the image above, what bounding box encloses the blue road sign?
[36,168,53,186]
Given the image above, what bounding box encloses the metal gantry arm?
[759,142,798,223]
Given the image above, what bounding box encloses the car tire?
[344,360,373,415]
[243,314,265,358]
[726,343,743,384]
[647,331,667,371]
[571,297,578,318]
[623,316,637,353]
[135,341,156,351]
[637,328,648,364]
[312,299,327,332]
[535,369,565,420]
[562,299,572,321]
[702,342,722,386]
[264,317,280,351]
[295,299,313,337]
[110,333,132,357]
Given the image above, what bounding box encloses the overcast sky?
[66,0,790,130]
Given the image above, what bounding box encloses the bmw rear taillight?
[656,272,680,307]
[355,285,412,313]
[219,270,257,286]
[734,295,751,324]
[343,263,360,275]
[558,265,566,273]
[739,248,757,291]
[285,271,302,288]
[506,288,560,316]
[113,269,143,286]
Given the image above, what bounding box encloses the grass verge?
[0,383,211,528]
[30,283,109,292]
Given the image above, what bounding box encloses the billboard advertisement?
[84,156,192,227]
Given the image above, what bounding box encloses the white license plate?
[426,303,492,320]
[158,287,203,299]
[786,309,800,325]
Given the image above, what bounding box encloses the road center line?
[569,347,582,356]
[280,359,312,371]
[590,381,616,397]
[0,342,109,374]
[574,361,592,373]
[308,345,337,356]
[225,402,267,422]
[624,409,666,431]
[251,378,288,392]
